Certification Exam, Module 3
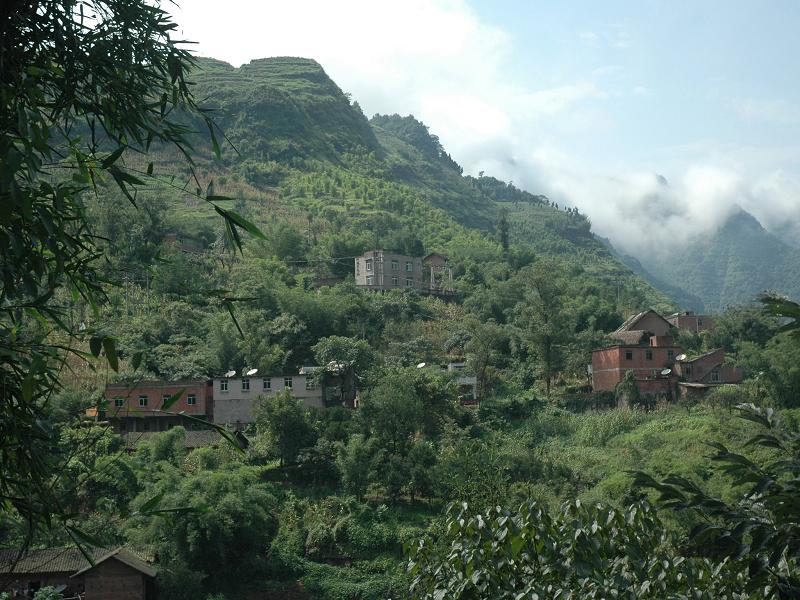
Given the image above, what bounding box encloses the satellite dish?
[661,368,672,376]
[675,354,687,361]
[246,368,258,376]
[416,362,426,369]
[224,370,236,378]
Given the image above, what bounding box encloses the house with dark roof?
[611,309,674,342]
[0,547,156,599]
[673,348,742,398]
[120,428,249,452]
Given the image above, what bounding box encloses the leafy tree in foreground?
[407,500,754,599]
[1,0,261,539]
[633,404,800,598]
[313,335,377,405]
[337,434,379,501]
[135,467,278,594]
[255,390,317,466]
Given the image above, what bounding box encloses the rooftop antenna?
[675,354,687,361]
[416,362,426,369]
[224,370,236,378]
[246,368,258,376]
[661,368,672,376]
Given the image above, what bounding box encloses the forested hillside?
[7,40,800,600]
[74,55,681,393]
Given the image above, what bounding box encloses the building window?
[366,276,374,285]
[698,319,704,326]
[405,278,413,287]
[625,351,633,360]
[138,395,148,407]
[405,261,413,272]
[392,276,399,286]
[711,370,720,382]
[263,377,271,391]
[645,350,653,360]
[391,259,399,270]
[114,397,124,408]
[284,377,293,389]
[242,378,250,392]
[187,394,196,405]
[220,379,228,392]
[306,376,316,390]
[366,259,373,272]
[667,350,674,360]
[162,394,171,405]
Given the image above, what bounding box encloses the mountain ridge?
[634,208,800,311]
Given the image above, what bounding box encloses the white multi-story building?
[212,372,324,429]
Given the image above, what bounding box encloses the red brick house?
[591,335,682,398]
[592,309,740,400]
[666,311,715,333]
[102,379,213,433]
[0,547,156,600]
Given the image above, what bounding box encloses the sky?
[169,0,800,255]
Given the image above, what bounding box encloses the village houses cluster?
[591,310,741,401]
[91,249,740,449]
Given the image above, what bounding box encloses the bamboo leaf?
[102,337,118,371]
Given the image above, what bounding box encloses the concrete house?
[355,250,423,292]
[102,379,213,433]
[446,361,478,403]
[0,547,156,600]
[354,250,454,295]
[212,372,324,429]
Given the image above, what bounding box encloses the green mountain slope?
[637,210,800,311]
[192,57,381,161]
[111,56,674,316]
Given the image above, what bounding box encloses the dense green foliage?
[409,500,754,599]
[0,0,254,547]
[6,8,800,598]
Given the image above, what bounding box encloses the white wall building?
[212,373,323,429]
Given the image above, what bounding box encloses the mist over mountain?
[632,208,800,311]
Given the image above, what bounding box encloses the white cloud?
[732,97,800,125]
[170,0,800,255]
[578,27,631,50]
